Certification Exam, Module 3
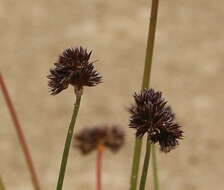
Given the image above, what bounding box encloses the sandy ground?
[0,0,224,189]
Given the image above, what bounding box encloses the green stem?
[130,0,159,190]
[139,136,151,190]
[130,137,143,190]
[142,0,159,90]
[145,0,160,189]
[56,89,82,190]
[0,176,5,190]
[152,145,159,190]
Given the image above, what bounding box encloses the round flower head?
[128,89,183,152]
[73,126,125,155]
[47,46,102,95]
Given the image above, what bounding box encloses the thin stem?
[130,137,143,190]
[0,73,41,190]
[142,0,159,90]
[151,145,159,190]
[139,136,151,190]
[0,176,5,190]
[56,89,82,190]
[130,0,159,190]
[146,1,160,188]
[96,145,104,190]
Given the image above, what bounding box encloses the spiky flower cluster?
[47,46,102,95]
[73,126,125,154]
[128,89,183,152]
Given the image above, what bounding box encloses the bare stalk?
[56,88,82,190]
[139,136,151,190]
[0,73,41,190]
[0,176,5,190]
[96,145,104,190]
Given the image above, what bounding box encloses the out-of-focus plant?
[73,125,125,190]
[0,176,5,190]
[0,73,41,190]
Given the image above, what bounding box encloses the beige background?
[0,0,224,189]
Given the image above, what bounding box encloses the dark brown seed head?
[47,46,102,95]
[73,125,125,155]
[128,89,183,152]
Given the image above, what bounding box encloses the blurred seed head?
[73,125,125,155]
[47,46,102,95]
[128,89,183,153]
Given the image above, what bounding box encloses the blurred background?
[0,0,224,189]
